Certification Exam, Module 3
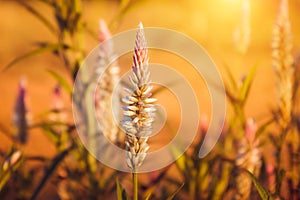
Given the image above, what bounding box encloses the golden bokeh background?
[0,0,300,190]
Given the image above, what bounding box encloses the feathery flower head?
[272,0,294,128]
[95,19,120,143]
[97,19,114,66]
[235,118,261,199]
[122,22,156,171]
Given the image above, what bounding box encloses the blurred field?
[1,0,300,150]
[0,0,300,199]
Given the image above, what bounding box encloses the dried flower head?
[233,0,251,54]
[235,118,261,199]
[95,19,121,143]
[122,22,156,171]
[272,0,294,129]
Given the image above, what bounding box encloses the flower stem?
[133,172,138,200]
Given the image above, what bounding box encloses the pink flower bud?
[51,84,64,111]
[200,113,209,133]
[245,118,257,144]
[99,19,111,43]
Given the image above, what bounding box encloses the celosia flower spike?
[122,22,156,171]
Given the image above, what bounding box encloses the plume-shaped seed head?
[272,0,293,128]
[122,22,156,171]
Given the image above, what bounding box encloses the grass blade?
[116,178,130,200]
[2,43,68,71]
[47,70,73,94]
[30,146,73,200]
[239,64,257,103]
[223,62,238,91]
[166,183,184,200]
[16,1,56,34]
[245,169,273,200]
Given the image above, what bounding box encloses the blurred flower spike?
[12,77,32,144]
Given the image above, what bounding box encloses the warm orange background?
[1,0,300,157]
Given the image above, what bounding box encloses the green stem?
[133,172,138,200]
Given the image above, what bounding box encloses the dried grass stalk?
[122,22,156,171]
[233,0,251,54]
[95,19,121,143]
[272,0,294,129]
[235,118,262,200]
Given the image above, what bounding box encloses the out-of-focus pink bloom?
[13,78,31,144]
[266,163,276,192]
[49,84,67,127]
[148,171,160,183]
[98,19,113,58]
[200,113,209,133]
[245,118,257,144]
[99,19,112,43]
[51,84,64,112]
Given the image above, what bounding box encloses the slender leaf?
[170,145,186,173]
[116,178,130,200]
[245,169,273,200]
[255,117,274,140]
[30,146,73,200]
[16,1,56,34]
[143,186,155,200]
[144,193,152,200]
[239,64,257,103]
[0,148,23,191]
[3,43,68,71]
[47,70,73,94]
[166,183,184,200]
[223,62,238,91]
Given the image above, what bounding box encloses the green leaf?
[30,146,73,200]
[166,183,184,200]
[16,1,56,34]
[245,170,273,200]
[170,146,186,173]
[2,43,68,71]
[255,117,274,140]
[239,64,257,103]
[47,70,73,94]
[143,186,154,200]
[102,170,119,189]
[223,62,238,91]
[116,178,130,200]
[0,148,23,191]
